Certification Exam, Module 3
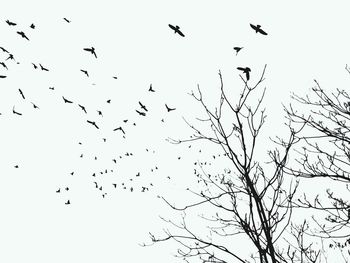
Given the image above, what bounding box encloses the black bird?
[113,126,125,134]
[56,188,61,193]
[97,110,103,117]
[233,47,243,56]
[65,187,69,191]
[63,18,71,23]
[6,54,14,61]
[136,110,146,116]
[80,69,89,77]
[237,67,251,81]
[112,76,118,79]
[32,63,37,69]
[0,62,8,70]
[65,200,70,205]
[78,104,87,113]
[148,84,155,92]
[49,86,55,90]
[250,24,268,35]
[6,20,16,26]
[14,165,19,168]
[112,183,117,188]
[30,23,35,29]
[106,99,111,103]
[83,47,97,58]
[168,24,185,37]
[165,104,176,112]
[87,120,99,129]
[139,101,148,112]
[0,75,7,78]
[31,102,39,109]
[62,96,73,103]
[39,64,49,71]
[0,47,9,53]
[12,106,22,115]
[18,89,25,99]
[17,31,29,41]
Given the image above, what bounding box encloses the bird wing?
[177,30,185,37]
[168,24,176,30]
[250,24,257,31]
[237,67,245,71]
[258,28,268,35]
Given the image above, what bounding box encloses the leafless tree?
[144,66,319,262]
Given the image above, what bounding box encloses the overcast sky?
[1,1,350,262]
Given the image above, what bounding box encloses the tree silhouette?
[145,66,320,262]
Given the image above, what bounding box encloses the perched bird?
[5,20,16,26]
[113,126,125,134]
[87,120,99,129]
[12,106,22,115]
[80,69,89,77]
[233,47,243,56]
[250,24,268,35]
[39,64,49,71]
[139,101,148,112]
[83,47,97,58]
[168,24,185,37]
[0,62,8,70]
[62,96,73,103]
[18,89,25,99]
[165,104,176,112]
[17,31,29,41]
[136,110,146,116]
[0,47,9,53]
[78,104,87,113]
[63,18,71,23]
[30,23,35,29]
[237,67,251,81]
[148,84,155,92]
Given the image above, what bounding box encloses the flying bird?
[250,24,268,35]
[39,64,49,71]
[165,104,176,112]
[237,67,251,81]
[87,120,99,129]
[6,54,14,61]
[148,84,155,92]
[62,96,73,104]
[138,101,148,112]
[31,63,38,69]
[168,24,185,37]
[97,110,103,117]
[80,69,89,77]
[112,76,118,79]
[113,126,125,134]
[49,86,54,90]
[63,18,71,23]
[78,104,87,113]
[83,47,97,58]
[233,47,243,56]
[31,102,39,109]
[136,110,146,116]
[17,31,29,41]
[18,89,25,99]
[12,106,22,115]
[0,75,7,78]
[0,47,9,53]
[5,20,16,26]
[106,99,111,104]
[0,62,8,70]
[30,23,35,29]
[65,200,70,205]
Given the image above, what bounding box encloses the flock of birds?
[1,18,268,205]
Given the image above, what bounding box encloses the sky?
[1,1,350,262]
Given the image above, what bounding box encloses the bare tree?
[144,66,316,263]
[283,65,350,259]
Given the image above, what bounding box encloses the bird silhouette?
[106,99,111,103]
[233,47,243,55]
[0,47,9,53]
[78,104,87,113]
[63,18,71,23]
[65,200,70,205]
[250,24,268,35]
[6,54,14,61]
[148,84,155,92]
[39,64,49,71]
[87,120,99,129]
[113,126,125,134]
[138,101,148,112]
[165,104,176,112]
[136,110,146,116]
[112,76,118,79]
[80,69,89,77]
[49,86,55,90]
[0,62,8,70]
[12,106,22,115]
[0,75,7,78]
[6,20,16,26]
[30,23,35,29]
[83,47,97,58]
[17,31,29,41]
[62,96,73,103]
[56,188,61,193]
[237,67,251,81]
[168,24,185,37]
[97,110,103,117]
[31,102,39,109]
[18,89,25,99]
[32,63,37,69]
[14,165,19,168]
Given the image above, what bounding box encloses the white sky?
[0,1,350,262]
